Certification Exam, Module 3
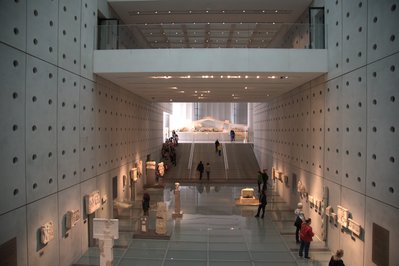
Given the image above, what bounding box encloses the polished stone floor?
[75,184,332,266]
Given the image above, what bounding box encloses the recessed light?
[245,75,248,78]
[168,11,171,14]
[256,76,260,78]
[275,10,278,13]
[154,11,158,14]
[242,10,246,13]
[169,99,173,101]
[244,87,248,90]
[137,11,140,14]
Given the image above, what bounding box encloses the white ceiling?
[101,0,319,102]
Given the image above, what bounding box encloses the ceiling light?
[222,10,225,13]
[245,75,248,79]
[245,87,248,90]
[195,91,197,93]
[267,94,270,96]
[256,76,260,79]
[273,22,276,25]
[206,10,209,13]
[169,99,173,101]
[137,11,140,14]
[232,94,235,96]
[242,10,246,13]
[154,11,158,14]
[168,11,171,14]
[262,10,265,13]
[220,75,223,78]
[179,91,185,93]
[275,10,278,13]
[207,90,210,93]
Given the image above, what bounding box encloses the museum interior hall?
[0,0,398,266]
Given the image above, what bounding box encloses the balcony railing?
[96,22,325,50]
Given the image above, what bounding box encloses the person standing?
[254,190,267,219]
[299,218,314,259]
[197,161,204,180]
[205,162,211,180]
[142,192,150,216]
[294,202,306,243]
[329,249,345,266]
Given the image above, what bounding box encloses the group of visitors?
[196,161,211,180]
[161,138,177,166]
[294,202,345,265]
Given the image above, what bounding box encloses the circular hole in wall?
[13,60,18,67]
[372,181,376,187]
[12,124,18,131]
[391,65,395,72]
[389,156,395,163]
[13,189,19,196]
[357,177,361,182]
[389,187,394,193]
[372,154,377,160]
[49,178,53,184]
[390,35,396,42]
[33,183,37,189]
[392,4,397,11]
[13,27,19,35]
[372,126,377,132]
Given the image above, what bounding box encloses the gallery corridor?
[75,183,332,266]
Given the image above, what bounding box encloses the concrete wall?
[0,1,166,265]
[253,1,399,265]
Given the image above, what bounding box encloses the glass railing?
[96,23,325,50]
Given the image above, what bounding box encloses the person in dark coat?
[196,161,204,180]
[215,139,220,153]
[142,192,150,216]
[329,249,345,266]
[254,190,267,218]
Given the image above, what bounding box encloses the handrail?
[223,143,229,180]
[96,22,325,50]
[187,142,195,179]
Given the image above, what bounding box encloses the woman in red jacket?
[299,218,314,259]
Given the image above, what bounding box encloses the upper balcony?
[93,22,327,102]
[96,22,325,50]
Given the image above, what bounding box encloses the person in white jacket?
[294,202,306,243]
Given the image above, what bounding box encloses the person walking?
[205,162,211,180]
[299,218,314,259]
[257,170,263,193]
[197,161,204,180]
[215,139,220,153]
[261,169,269,191]
[217,143,222,156]
[142,192,150,216]
[294,202,306,243]
[329,249,345,266]
[254,190,267,219]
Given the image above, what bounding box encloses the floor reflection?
[74,184,332,266]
